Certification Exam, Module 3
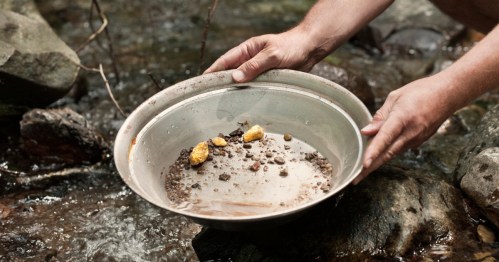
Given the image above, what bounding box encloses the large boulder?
[310,61,375,108]
[355,0,464,57]
[455,104,499,184]
[461,148,499,228]
[193,166,477,261]
[0,0,80,117]
[20,108,107,165]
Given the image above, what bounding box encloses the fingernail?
[233,70,246,82]
[364,158,373,169]
[361,124,372,132]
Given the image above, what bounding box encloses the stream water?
[1,0,498,261]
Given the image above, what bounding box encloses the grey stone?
[310,62,375,108]
[0,0,80,116]
[461,147,499,228]
[355,0,464,55]
[20,108,107,165]
[193,166,475,261]
[455,104,499,184]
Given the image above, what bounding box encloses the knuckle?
[385,150,396,160]
[244,59,261,72]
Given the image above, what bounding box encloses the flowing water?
[1,0,497,261]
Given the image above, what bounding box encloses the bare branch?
[92,0,121,84]
[99,64,127,118]
[197,0,219,75]
[148,72,165,91]
[74,3,108,53]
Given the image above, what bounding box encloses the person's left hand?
[352,74,457,185]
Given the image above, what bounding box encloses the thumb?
[232,49,279,83]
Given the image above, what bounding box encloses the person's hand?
[203,29,328,83]
[352,75,457,184]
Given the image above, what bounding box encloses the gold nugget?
[190,141,209,166]
[212,137,227,146]
[243,125,264,142]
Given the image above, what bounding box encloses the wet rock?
[477,225,495,243]
[0,0,80,116]
[20,108,107,165]
[456,105,499,183]
[0,203,12,218]
[461,148,499,228]
[355,0,464,54]
[390,132,469,185]
[283,134,292,141]
[310,62,375,108]
[193,166,475,261]
[380,28,447,57]
[454,106,484,133]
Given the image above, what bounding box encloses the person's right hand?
[203,29,327,83]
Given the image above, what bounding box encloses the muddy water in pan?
[166,133,338,217]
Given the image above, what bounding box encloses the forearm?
[294,0,394,57]
[437,24,499,112]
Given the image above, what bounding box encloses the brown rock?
[20,108,107,165]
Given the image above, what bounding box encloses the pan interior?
[129,85,362,218]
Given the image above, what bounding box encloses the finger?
[352,136,407,185]
[361,107,391,136]
[203,37,267,75]
[362,115,404,169]
[233,48,280,82]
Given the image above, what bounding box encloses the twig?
[74,1,108,53]
[197,0,219,75]
[14,166,113,184]
[99,64,127,117]
[0,166,22,175]
[88,0,106,51]
[148,72,165,91]
[78,63,100,72]
[92,0,120,84]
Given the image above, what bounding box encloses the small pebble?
[250,161,261,171]
[279,202,285,206]
[263,166,269,172]
[251,155,261,161]
[191,183,201,189]
[219,173,231,181]
[246,152,253,158]
[275,157,285,165]
[266,152,273,157]
[229,128,244,137]
[214,188,219,192]
[260,160,266,164]
[243,144,252,149]
[279,167,288,176]
[284,145,290,150]
[478,225,496,243]
[243,125,264,142]
[284,134,292,141]
[267,159,275,164]
[212,137,227,147]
